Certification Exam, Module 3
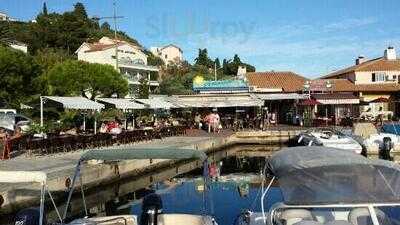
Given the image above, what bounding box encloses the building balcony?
[124,74,159,87]
[118,59,159,72]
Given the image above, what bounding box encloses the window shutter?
[372,73,376,82]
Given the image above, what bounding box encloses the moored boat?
[64,148,217,225]
[296,129,363,154]
[237,146,400,225]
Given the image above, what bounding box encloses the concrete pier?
[0,129,305,216]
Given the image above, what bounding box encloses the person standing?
[194,113,201,129]
[215,112,221,133]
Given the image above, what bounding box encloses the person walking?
[194,113,201,129]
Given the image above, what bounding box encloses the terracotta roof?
[83,43,120,53]
[312,93,358,100]
[314,79,400,92]
[317,79,356,92]
[322,57,400,79]
[80,38,141,53]
[246,71,308,92]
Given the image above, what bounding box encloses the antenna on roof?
[92,0,124,69]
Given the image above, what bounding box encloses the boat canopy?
[0,171,47,183]
[79,148,207,162]
[267,146,400,205]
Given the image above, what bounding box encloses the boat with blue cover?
[237,146,400,225]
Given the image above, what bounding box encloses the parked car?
[0,109,31,132]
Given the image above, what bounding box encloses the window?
[372,73,386,82]
[165,54,168,59]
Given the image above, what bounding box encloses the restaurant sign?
[304,80,333,92]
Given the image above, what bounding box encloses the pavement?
[0,127,300,175]
[0,135,223,173]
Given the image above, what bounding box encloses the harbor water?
[0,153,284,225]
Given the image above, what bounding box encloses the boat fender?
[381,137,393,160]
[140,193,163,225]
[14,208,46,225]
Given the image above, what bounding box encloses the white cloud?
[177,17,400,77]
[323,17,378,32]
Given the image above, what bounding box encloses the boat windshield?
[271,205,400,225]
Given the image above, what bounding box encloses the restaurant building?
[245,71,309,124]
[303,79,360,126]
[321,47,400,120]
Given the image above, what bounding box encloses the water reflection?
[129,176,283,225]
[0,155,280,225]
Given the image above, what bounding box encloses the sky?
[2,0,400,78]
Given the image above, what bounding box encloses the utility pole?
[113,0,118,70]
[93,0,124,70]
[214,62,217,81]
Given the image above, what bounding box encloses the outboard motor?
[234,210,252,225]
[380,137,393,160]
[140,193,163,225]
[14,208,46,225]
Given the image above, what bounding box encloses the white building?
[0,12,16,21]
[75,37,159,96]
[150,44,183,65]
[8,40,28,53]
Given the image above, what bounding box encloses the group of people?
[153,117,180,129]
[194,112,222,133]
[192,111,279,132]
[100,119,122,135]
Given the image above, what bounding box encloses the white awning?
[318,99,360,105]
[43,96,104,110]
[96,98,146,110]
[172,94,264,108]
[312,94,360,105]
[135,98,176,109]
[0,171,47,183]
[254,93,309,100]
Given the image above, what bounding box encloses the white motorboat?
[236,146,400,225]
[0,171,63,225]
[64,148,217,225]
[296,129,363,154]
[363,132,400,150]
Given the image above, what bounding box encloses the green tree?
[47,60,128,99]
[0,2,142,55]
[34,48,71,95]
[138,76,149,99]
[73,2,88,19]
[42,2,48,15]
[222,59,229,75]
[147,52,164,67]
[159,75,187,95]
[215,57,221,70]
[194,48,213,68]
[100,22,111,30]
[0,46,42,108]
